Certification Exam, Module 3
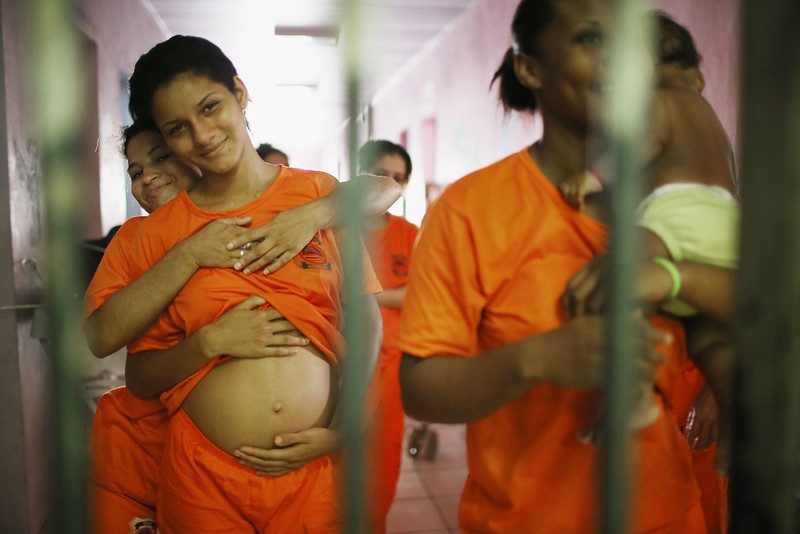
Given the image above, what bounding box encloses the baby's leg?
[685,316,734,474]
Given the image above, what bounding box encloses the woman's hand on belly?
[199,295,310,359]
[233,426,342,476]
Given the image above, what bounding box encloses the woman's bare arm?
[375,286,407,309]
[635,260,735,324]
[125,296,309,399]
[226,175,403,275]
[86,177,400,358]
[563,250,735,324]
[400,315,668,424]
[85,217,251,358]
[361,294,383,381]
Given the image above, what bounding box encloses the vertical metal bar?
[730,1,800,532]
[29,0,87,532]
[601,1,653,533]
[341,0,367,532]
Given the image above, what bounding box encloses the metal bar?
[729,1,800,532]
[341,0,368,531]
[29,0,88,531]
[601,1,653,533]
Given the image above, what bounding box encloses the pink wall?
[370,0,526,189]
[0,0,167,530]
[366,0,741,223]
[79,0,170,236]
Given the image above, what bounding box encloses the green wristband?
[652,257,681,300]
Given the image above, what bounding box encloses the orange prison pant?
[157,409,343,533]
[90,482,157,533]
[368,356,405,533]
[89,388,166,533]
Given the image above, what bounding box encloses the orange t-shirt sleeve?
[83,218,142,320]
[396,199,481,358]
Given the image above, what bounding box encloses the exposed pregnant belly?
[183,344,337,455]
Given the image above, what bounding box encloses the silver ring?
[239,248,246,258]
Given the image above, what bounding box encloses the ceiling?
[145,0,476,162]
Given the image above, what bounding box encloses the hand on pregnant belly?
[234,426,342,476]
[202,295,310,359]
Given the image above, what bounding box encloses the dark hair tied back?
[491,0,555,113]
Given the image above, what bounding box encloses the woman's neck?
[530,121,593,187]
[532,118,610,224]
[190,150,279,211]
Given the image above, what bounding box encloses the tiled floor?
[386,419,467,534]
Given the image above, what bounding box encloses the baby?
[565,12,738,469]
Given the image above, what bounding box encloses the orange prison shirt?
[365,214,419,532]
[157,408,343,533]
[367,214,420,368]
[127,167,381,414]
[396,149,703,533]
[84,216,144,319]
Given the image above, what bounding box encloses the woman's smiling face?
[126,129,199,213]
[151,72,250,177]
[516,0,612,134]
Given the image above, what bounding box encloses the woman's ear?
[695,70,706,93]
[233,76,249,110]
[514,53,543,91]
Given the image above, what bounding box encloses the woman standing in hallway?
[124,34,384,533]
[397,0,732,531]
[86,120,400,533]
[358,139,420,533]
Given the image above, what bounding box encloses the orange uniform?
[396,149,705,533]
[126,167,380,532]
[90,387,167,534]
[158,409,343,533]
[365,214,419,533]
[84,216,145,315]
[84,216,168,533]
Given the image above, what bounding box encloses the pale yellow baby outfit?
[636,183,739,316]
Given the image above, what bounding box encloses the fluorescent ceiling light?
[274,25,339,46]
